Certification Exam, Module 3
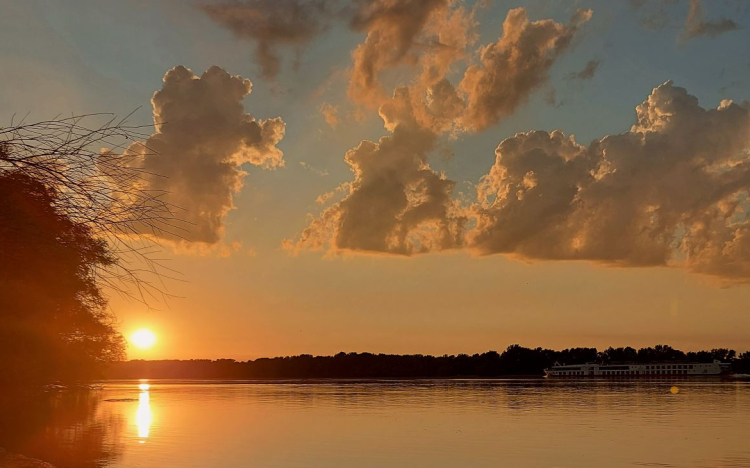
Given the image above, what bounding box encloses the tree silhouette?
[0,114,181,303]
[107,344,749,380]
[0,172,125,383]
[0,115,179,384]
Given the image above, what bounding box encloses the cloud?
[569,59,600,80]
[123,65,285,246]
[319,102,339,128]
[402,2,477,134]
[684,0,741,40]
[287,87,465,255]
[347,0,450,108]
[287,1,481,255]
[316,182,350,204]
[201,0,472,92]
[458,8,592,131]
[470,81,750,282]
[288,6,593,257]
[201,0,336,79]
[544,88,563,108]
[627,0,672,31]
[300,161,329,176]
[629,0,743,38]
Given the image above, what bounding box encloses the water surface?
[1,379,748,467]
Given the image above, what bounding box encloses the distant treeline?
[106,345,750,380]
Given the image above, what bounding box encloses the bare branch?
[0,114,186,307]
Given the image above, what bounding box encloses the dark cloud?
[201,0,337,79]
[684,0,741,40]
[629,0,744,36]
[122,65,285,247]
[200,0,471,96]
[569,59,600,80]
[544,88,563,108]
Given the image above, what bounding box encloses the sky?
[1,0,750,360]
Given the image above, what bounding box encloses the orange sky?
[2,1,750,360]
[120,253,750,360]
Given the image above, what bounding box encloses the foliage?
[0,115,179,303]
[0,115,175,384]
[0,172,125,383]
[107,344,750,380]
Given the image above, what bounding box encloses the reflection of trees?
[0,389,123,468]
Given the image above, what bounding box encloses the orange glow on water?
[135,381,153,441]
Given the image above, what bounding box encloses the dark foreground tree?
[0,172,125,383]
[0,115,181,299]
[0,115,178,384]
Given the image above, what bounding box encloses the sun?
[131,328,157,350]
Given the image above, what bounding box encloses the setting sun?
[2,1,750,466]
[131,329,157,350]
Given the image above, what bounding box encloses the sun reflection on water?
[135,381,153,442]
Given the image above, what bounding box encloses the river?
[0,379,748,467]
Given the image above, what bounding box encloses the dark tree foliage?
[108,344,747,380]
[736,352,750,374]
[0,115,180,303]
[0,172,125,384]
[0,115,180,385]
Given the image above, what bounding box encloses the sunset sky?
[2,0,750,360]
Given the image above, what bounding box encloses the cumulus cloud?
[288,6,596,256]
[684,0,741,40]
[287,87,465,255]
[470,81,750,282]
[401,2,477,134]
[347,0,450,108]
[123,65,285,246]
[202,1,584,138]
[287,0,481,255]
[291,80,750,282]
[458,8,592,131]
[201,0,336,79]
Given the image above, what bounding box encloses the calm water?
[1,379,749,468]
